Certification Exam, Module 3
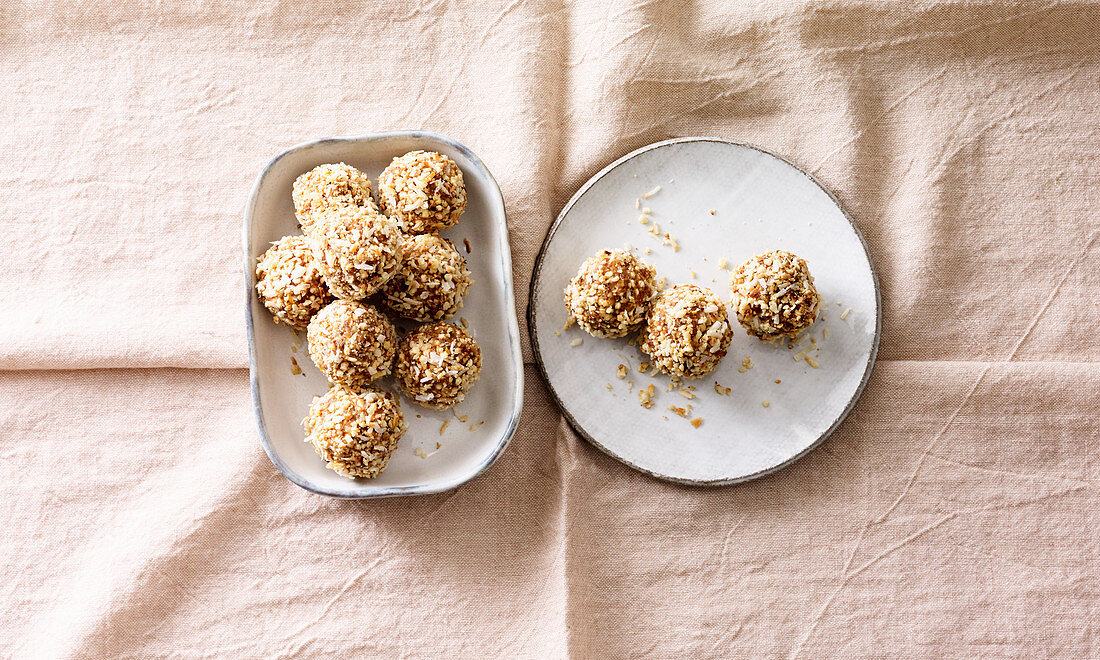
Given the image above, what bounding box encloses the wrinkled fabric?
[2,1,1099,657]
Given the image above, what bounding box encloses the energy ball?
[731,250,820,340]
[395,322,482,409]
[255,235,332,328]
[379,234,473,322]
[303,386,407,479]
[639,284,733,379]
[309,205,403,300]
[377,150,467,234]
[564,249,658,338]
[292,162,377,235]
[307,300,397,388]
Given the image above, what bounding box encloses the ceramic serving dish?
[529,137,880,485]
[245,131,523,498]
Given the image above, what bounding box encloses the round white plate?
[529,138,880,485]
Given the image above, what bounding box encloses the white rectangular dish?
[244,132,523,498]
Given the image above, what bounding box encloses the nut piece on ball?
[395,322,482,409]
[303,386,407,479]
[380,234,473,322]
[255,235,332,328]
[730,250,820,341]
[564,249,658,338]
[307,300,397,389]
[640,284,733,379]
[309,206,403,301]
[292,163,377,235]
[377,151,467,234]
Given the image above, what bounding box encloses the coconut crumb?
[738,357,753,373]
[563,317,575,331]
[668,405,687,417]
[639,215,650,225]
[841,307,852,320]
[762,401,770,408]
[617,364,628,379]
[290,357,303,376]
[469,421,485,431]
[414,446,428,459]
[805,356,820,368]
[644,248,652,254]
[823,328,829,339]
[709,210,716,216]
[440,420,449,434]
[678,388,696,400]
[690,270,697,279]
[690,418,703,428]
[290,344,298,353]
[460,317,469,329]
[463,238,472,254]
[638,384,656,409]
[775,379,782,384]
[714,382,728,395]
[639,361,651,373]
[627,380,634,392]
[718,258,728,269]
[641,186,661,198]
[554,330,562,337]
[635,198,641,210]
[606,383,613,392]
[641,207,652,215]
[571,337,583,347]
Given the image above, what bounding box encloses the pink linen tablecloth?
[3,1,1099,657]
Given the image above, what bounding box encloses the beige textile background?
[2,1,1099,657]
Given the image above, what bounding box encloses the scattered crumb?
[641,186,661,198]
[718,258,728,269]
[463,238,472,254]
[451,410,469,423]
[627,380,634,392]
[644,248,652,254]
[416,414,421,418]
[638,384,656,409]
[460,317,469,329]
[635,198,641,210]
[563,317,575,331]
[805,356,820,368]
[738,356,753,373]
[841,307,852,320]
[639,361,651,373]
[290,357,303,376]
[440,420,449,434]
[617,364,628,379]
[810,338,816,344]
[836,302,842,307]
[662,416,669,420]
[678,388,696,400]
[469,421,485,431]
[775,379,782,384]
[606,383,613,392]
[414,446,428,459]
[571,337,583,347]
[641,207,652,215]
[690,270,697,279]
[436,442,442,449]
[668,405,688,418]
[669,178,675,183]
[639,215,650,225]
[666,381,675,392]
[762,401,770,408]
[290,344,297,353]
[709,209,716,215]
[554,330,561,337]
[714,381,731,396]
[690,418,703,428]
[823,328,829,339]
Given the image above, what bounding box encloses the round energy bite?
[380,234,473,322]
[377,151,467,234]
[303,386,407,479]
[395,322,482,409]
[292,162,377,235]
[307,300,398,388]
[255,235,332,327]
[639,284,733,379]
[309,205,403,300]
[731,250,820,340]
[564,249,658,338]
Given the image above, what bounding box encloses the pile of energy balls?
[255,152,481,479]
[565,248,820,380]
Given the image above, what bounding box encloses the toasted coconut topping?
[307,300,397,389]
[395,322,482,410]
[380,233,473,322]
[730,250,820,341]
[639,284,733,379]
[302,386,407,479]
[564,249,658,338]
[255,235,332,327]
[292,163,377,235]
[377,151,467,234]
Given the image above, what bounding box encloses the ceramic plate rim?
[527,136,881,486]
[244,131,524,498]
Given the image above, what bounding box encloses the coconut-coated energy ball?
[292,163,377,235]
[564,249,658,338]
[379,234,473,322]
[254,235,332,328]
[302,386,407,479]
[395,322,482,409]
[639,284,733,379]
[377,151,467,234]
[307,300,398,388]
[308,205,403,300]
[731,250,820,341]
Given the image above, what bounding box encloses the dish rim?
[527,136,882,486]
[244,130,524,498]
